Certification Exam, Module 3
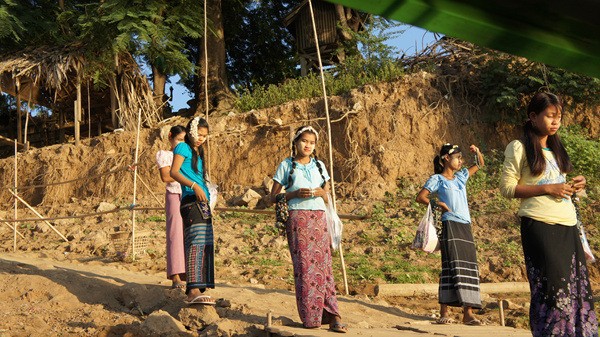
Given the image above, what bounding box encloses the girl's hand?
[311,187,326,198]
[296,188,314,199]
[570,176,586,193]
[469,145,480,153]
[193,184,208,202]
[545,183,574,199]
[437,201,452,213]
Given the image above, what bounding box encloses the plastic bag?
[579,223,595,263]
[207,181,218,212]
[324,191,343,250]
[411,203,439,253]
[573,194,595,263]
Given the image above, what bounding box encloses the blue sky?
[168,24,437,111]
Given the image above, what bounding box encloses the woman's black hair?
[168,125,186,139]
[288,126,327,188]
[523,92,572,176]
[433,144,461,174]
[184,118,209,181]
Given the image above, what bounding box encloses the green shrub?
[560,126,600,198]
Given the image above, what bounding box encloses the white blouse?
[156,150,181,194]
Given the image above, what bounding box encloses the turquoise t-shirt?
[273,157,330,211]
[173,142,209,201]
[423,168,471,224]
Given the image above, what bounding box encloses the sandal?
[184,295,215,305]
[464,319,482,326]
[434,316,454,324]
[329,322,348,333]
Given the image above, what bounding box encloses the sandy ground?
[0,251,532,337]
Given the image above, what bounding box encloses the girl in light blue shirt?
[269,125,347,333]
[416,143,484,326]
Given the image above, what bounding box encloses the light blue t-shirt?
[423,168,471,224]
[173,142,210,201]
[273,157,330,211]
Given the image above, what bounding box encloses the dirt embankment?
[0,72,599,336]
[1,71,599,206]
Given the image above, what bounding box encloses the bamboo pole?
[3,221,25,239]
[13,139,17,251]
[7,189,68,242]
[131,108,142,260]
[203,0,211,178]
[135,172,165,208]
[307,0,349,295]
[375,282,530,296]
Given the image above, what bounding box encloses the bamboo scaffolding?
[7,189,68,242]
[307,0,349,295]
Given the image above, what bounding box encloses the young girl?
[156,125,186,289]
[416,143,484,325]
[499,92,598,336]
[170,117,215,305]
[269,126,347,333]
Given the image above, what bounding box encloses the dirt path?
[0,252,531,336]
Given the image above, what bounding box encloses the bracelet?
[190,182,196,190]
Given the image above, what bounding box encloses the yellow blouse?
[499,140,577,226]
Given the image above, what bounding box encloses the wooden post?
[24,87,32,146]
[75,79,82,146]
[498,299,505,326]
[15,77,22,143]
[131,108,142,260]
[300,57,308,77]
[110,79,117,129]
[266,311,273,337]
[87,80,91,138]
[307,0,349,296]
[13,139,18,251]
[7,189,69,242]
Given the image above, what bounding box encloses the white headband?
[189,117,200,141]
[293,126,319,142]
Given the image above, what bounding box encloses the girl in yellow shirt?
[499,92,597,337]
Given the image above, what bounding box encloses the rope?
[0,206,370,223]
[307,0,349,295]
[15,165,130,190]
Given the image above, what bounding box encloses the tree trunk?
[58,0,64,10]
[152,65,167,112]
[197,0,233,114]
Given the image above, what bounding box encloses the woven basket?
[110,231,150,259]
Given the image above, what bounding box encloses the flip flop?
[184,295,215,305]
[329,323,348,333]
[464,319,482,326]
[434,317,454,324]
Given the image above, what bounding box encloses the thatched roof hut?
[0,45,161,149]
